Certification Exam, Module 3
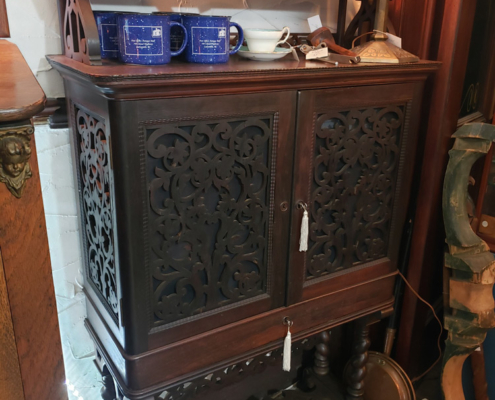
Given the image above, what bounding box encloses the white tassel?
[299,209,309,252]
[283,325,292,372]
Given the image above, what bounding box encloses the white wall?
[35,124,102,400]
[6,0,359,98]
[5,0,65,98]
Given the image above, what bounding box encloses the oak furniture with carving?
[48,1,439,398]
[0,40,66,400]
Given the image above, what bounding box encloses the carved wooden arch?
[442,122,495,400]
[63,0,101,65]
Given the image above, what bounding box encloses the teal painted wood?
[442,122,495,400]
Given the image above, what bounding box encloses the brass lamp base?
[352,39,420,64]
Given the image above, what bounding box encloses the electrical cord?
[397,270,444,383]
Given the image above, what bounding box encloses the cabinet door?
[117,92,296,348]
[288,84,422,304]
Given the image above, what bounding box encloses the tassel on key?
[283,319,293,372]
[299,203,309,252]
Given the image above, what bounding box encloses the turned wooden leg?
[314,331,331,376]
[346,318,370,400]
[101,369,117,400]
[303,330,331,390]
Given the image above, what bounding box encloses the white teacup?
[244,27,291,53]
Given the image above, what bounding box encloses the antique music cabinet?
[47,2,439,398]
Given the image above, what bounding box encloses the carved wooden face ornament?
[1,137,30,177]
[0,132,33,198]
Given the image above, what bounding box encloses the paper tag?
[386,33,402,48]
[291,47,300,62]
[305,47,328,60]
[307,15,323,33]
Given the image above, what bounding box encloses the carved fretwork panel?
[74,106,119,319]
[145,116,276,326]
[306,106,405,280]
[152,336,316,400]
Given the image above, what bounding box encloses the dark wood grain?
[288,83,423,305]
[0,0,9,38]
[86,273,396,397]
[345,317,370,400]
[395,0,479,375]
[389,0,437,59]
[47,55,439,100]
[53,48,436,399]
[0,42,45,122]
[61,0,101,65]
[0,132,66,400]
[0,249,25,400]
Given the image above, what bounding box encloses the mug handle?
[170,21,188,57]
[275,26,291,47]
[229,22,244,55]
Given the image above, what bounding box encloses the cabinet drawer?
[288,83,423,304]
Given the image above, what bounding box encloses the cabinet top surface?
[48,55,439,80]
[1,41,46,122]
[47,55,440,98]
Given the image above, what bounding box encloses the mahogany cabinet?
[47,54,437,399]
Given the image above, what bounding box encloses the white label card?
[386,33,402,49]
[307,15,323,33]
[291,47,300,62]
[306,47,328,60]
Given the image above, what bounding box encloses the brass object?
[364,352,416,400]
[351,0,419,63]
[383,327,396,356]
[0,123,33,198]
[344,351,416,400]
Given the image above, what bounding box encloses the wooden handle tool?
[307,27,358,57]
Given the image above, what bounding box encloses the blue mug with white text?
[182,15,244,64]
[117,13,188,65]
[153,12,199,53]
[94,11,120,59]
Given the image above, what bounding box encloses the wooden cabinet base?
[85,274,395,398]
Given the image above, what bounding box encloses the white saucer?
[237,46,292,61]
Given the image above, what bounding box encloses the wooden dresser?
[0,41,66,400]
[47,51,438,399]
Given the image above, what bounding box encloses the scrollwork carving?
[145,116,276,326]
[75,106,119,318]
[0,124,33,198]
[154,336,316,400]
[307,106,404,279]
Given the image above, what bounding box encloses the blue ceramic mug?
[117,13,188,65]
[182,15,244,64]
[153,12,199,52]
[94,11,120,59]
